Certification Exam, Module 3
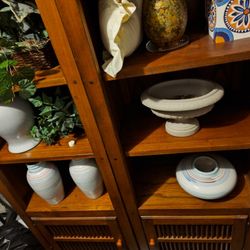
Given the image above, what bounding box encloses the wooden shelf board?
[122,105,250,157]
[0,134,93,164]
[34,66,67,88]
[104,34,250,81]
[134,156,250,215]
[26,187,114,217]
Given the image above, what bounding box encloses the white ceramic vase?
[176,154,237,200]
[26,161,65,205]
[0,97,40,153]
[69,158,104,199]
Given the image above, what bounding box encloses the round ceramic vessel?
[69,158,104,199]
[141,79,224,137]
[176,154,237,200]
[0,97,40,153]
[26,161,65,205]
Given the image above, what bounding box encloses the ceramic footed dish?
[176,154,237,200]
[141,79,224,137]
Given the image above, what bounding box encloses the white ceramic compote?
[141,79,224,137]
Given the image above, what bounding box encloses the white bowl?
[141,79,224,137]
[176,154,237,200]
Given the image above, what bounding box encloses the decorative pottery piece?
[26,161,65,205]
[0,97,40,153]
[176,154,237,200]
[143,0,188,52]
[141,79,224,137]
[99,0,143,77]
[69,159,104,199]
[207,0,250,43]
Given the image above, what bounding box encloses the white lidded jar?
[26,161,65,205]
[69,158,104,199]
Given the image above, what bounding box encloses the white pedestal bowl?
[141,79,224,137]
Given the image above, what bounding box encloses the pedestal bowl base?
[165,118,199,137]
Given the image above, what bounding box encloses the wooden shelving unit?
[0,0,140,249]
[78,2,250,250]
[1,0,250,249]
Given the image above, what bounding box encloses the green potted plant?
[0,0,57,70]
[29,88,84,145]
[0,0,48,153]
[0,58,83,150]
[0,1,81,149]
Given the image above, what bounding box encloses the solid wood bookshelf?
[1,0,250,249]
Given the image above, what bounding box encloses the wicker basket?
[12,40,58,71]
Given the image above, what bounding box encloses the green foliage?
[29,88,84,145]
[0,1,50,104]
[0,0,51,104]
[0,1,81,144]
[0,0,47,42]
[0,1,49,62]
[0,58,36,103]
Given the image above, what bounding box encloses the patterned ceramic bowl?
[176,154,237,200]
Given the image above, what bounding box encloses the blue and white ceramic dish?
[176,154,237,200]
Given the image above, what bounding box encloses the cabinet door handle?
[149,238,155,247]
[116,239,123,248]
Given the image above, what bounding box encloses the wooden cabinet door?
[32,216,125,250]
[142,215,248,250]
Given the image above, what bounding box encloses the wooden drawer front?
[142,215,248,250]
[32,217,124,249]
